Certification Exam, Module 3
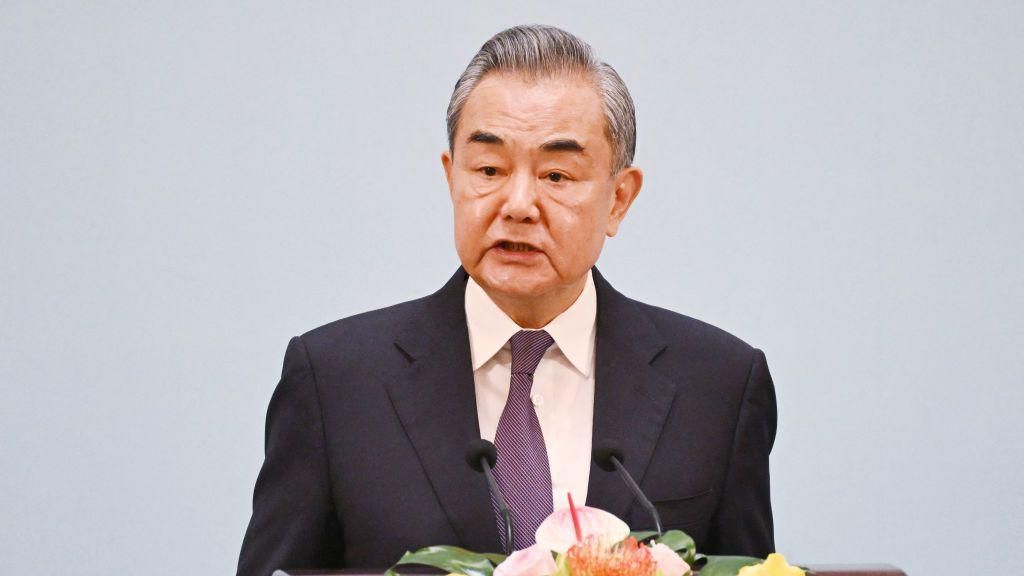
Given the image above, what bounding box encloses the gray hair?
[446,25,637,174]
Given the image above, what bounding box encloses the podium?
[274,567,907,576]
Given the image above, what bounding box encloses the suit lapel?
[386,268,501,553]
[586,268,679,522]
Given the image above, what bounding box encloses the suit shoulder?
[628,299,765,398]
[633,300,757,359]
[295,294,431,353]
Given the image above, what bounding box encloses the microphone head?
[593,441,625,472]
[465,439,498,473]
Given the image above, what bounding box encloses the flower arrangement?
[386,497,804,576]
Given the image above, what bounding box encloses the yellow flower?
[737,553,805,576]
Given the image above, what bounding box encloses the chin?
[474,266,554,300]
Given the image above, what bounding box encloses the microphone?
[465,439,514,555]
[592,441,663,536]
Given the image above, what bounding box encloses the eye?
[545,172,564,183]
[480,166,498,177]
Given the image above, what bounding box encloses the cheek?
[453,189,502,247]
[552,189,610,234]
[546,196,610,261]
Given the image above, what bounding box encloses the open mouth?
[496,240,540,253]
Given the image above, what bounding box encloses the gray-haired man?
[238,25,776,574]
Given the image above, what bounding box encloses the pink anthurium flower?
[534,505,630,553]
[648,542,690,576]
[493,543,558,576]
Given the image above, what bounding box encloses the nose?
[500,170,541,223]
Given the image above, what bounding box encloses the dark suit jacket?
[237,268,776,575]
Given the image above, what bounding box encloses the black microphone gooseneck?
[593,441,663,536]
[465,439,514,555]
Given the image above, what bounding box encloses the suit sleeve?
[706,348,777,557]
[237,336,344,576]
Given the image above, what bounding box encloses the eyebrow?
[467,130,504,145]
[465,131,586,155]
[540,138,586,154]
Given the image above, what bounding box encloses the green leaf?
[481,553,508,565]
[629,530,695,565]
[630,530,659,543]
[390,545,500,576]
[654,530,694,552]
[698,555,762,576]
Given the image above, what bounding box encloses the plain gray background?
[2,2,1022,575]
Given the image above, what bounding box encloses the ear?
[441,150,455,200]
[605,166,643,237]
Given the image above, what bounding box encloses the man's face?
[442,72,641,303]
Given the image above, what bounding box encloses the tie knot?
[509,330,555,375]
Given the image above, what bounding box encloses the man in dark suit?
[238,25,776,575]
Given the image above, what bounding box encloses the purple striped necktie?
[492,329,556,551]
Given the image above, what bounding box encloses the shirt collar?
[464,270,597,377]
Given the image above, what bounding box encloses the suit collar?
[392,268,472,363]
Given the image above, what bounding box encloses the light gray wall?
[2,2,1021,575]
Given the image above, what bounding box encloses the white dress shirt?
[465,271,596,510]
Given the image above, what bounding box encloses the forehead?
[456,72,609,151]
